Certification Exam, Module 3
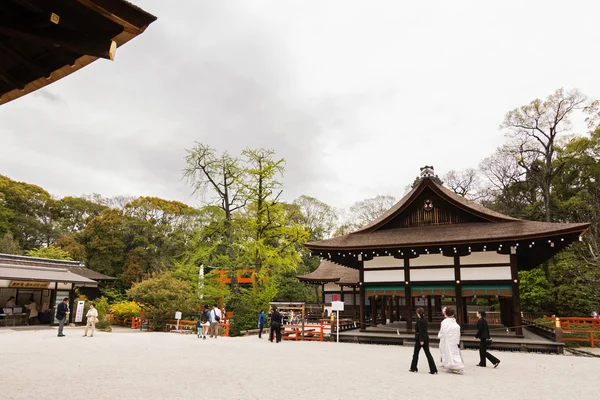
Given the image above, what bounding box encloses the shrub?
[127,271,201,330]
[95,320,112,332]
[110,301,141,320]
[229,285,276,337]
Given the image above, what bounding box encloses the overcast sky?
[1,1,599,211]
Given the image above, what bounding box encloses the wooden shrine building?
[0,0,157,105]
[305,166,590,335]
[297,259,360,318]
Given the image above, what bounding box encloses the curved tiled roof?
[305,175,590,251]
[0,254,116,281]
[307,219,589,251]
[297,260,359,285]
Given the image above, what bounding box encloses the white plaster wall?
[364,269,404,283]
[364,256,403,268]
[410,253,454,267]
[460,267,512,280]
[460,252,509,265]
[410,268,455,281]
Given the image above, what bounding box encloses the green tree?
[501,88,589,222]
[0,174,60,249]
[518,266,553,312]
[184,144,247,292]
[81,209,127,277]
[0,232,21,254]
[127,271,201,330]
[58,196,107,234]
[25,245,73,260]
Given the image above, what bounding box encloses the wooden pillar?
[353,286,358,321]
[381,296,387,325]
[371,296,377,327]
[427,295,432,323]
[359,264,366,330]
[404,257,412,332]
[389,296,395,323]
[395,296,400,322]
[454,255,464,327]
[510,251,523,335]
[340,286,345,302]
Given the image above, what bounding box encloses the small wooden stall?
[269,301,314,341]
[0,253,113,326]
[297,260,361,321]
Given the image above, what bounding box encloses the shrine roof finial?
[420,165,435,178]
[412,165,442,188]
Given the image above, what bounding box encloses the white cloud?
[1,0,599,210]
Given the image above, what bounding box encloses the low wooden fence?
[562,330,597,348]
[165,319,230,337]
[556,317,600,329]
[281,323,325,341]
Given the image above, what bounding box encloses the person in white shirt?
[5,296,16,308]
[83,304,98,337]
[25,299,38,325]
[438,307,465,374]
[210,304,221,338]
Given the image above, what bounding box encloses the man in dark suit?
[56,298,70,337]
[475,311,500,368]
[269,306,282,343]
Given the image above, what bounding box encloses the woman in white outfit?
[437,307,465,374]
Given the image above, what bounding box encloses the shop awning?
[0,264,97,284]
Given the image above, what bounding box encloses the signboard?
[74,301,85,323]
[331,301,344,311]
[175,311,182,320]
[9,281,49,289]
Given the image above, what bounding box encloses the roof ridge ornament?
[412,165,443,188]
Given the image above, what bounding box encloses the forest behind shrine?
[1,88,599,333]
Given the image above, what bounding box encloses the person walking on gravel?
[210,304,221,338]
[83,304,98,337]
[56,298,70,337]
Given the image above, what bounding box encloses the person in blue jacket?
[258,310,266,339]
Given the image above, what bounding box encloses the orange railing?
[281,323,324,341]
[562,330,597,348]
[556,317,600,329]
[165,319,230,336]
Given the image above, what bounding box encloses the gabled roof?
[297,260,359,286]
[0,254,116,281]
[306,175,590,252]
[355,177,517,234]
[306,221,589,251]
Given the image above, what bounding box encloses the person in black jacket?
[409,308,438,374]
[56,298,70,337]
[475,311,500,368]
[269,306,282,343]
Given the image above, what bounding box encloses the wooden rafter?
[75,0,142,33]
[0,22,117,60]
[0,69,25,90]
[0,41,51,78]
[6,0,43,13]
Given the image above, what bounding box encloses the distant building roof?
[0,254,116,282]
[297,260,359,286]
[0,264,96,284]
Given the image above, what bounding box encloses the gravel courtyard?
[1,326,598,400]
